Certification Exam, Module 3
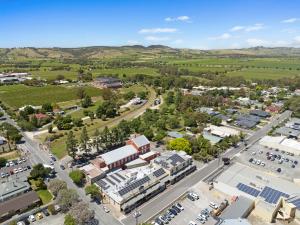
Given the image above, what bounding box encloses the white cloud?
[165,16,191,22]
[145,36,170,41]
[281,28,297,34]
[293,36,300,46]
[246,38,267,46]
[245,23,264,32]
[229,23,264,32]
[209,33,232,40]
[139,28,177,34]
[281,18,299,23]
[230,26,245,32]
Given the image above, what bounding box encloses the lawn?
[30,70,78,80]
[0,84,102,109]
[37,189,53,204]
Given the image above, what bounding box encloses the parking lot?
[0,157,31,179]
[238,143,300,179]
[150,182,222,225]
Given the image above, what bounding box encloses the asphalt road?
[0,108,123,225]
[122,110,292,225]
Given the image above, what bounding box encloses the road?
[0,108,123,225]
[122,110,292,225]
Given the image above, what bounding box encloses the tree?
[123,91,135,100]
[85,184,101,199]
[138,91,147,100]
[80,126,89,154]
[81,95,92,108]
[76,88,86,99]
[101,88,116,101]
[48,179,67,197]
[69,170,85,185]
[42,103,53,112]
[69,202,95,225]
[64,214,76,225]
[48,124,53,133]
[56,74,65,81]
[0,157,7,167]
[93,129,102,153]
[56,188,79,212]
[167,138,192,155]
[66,131,78,160]
[30,164,51,179]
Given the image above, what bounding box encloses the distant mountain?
[1,46,300,60]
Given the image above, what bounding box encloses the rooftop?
[100,145,137,165]
[0,179,31,201]
[153,151,191,170]
[130,135,150,148]
[220,196,254,220]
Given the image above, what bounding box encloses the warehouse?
[220,196,254,220]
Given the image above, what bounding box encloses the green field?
[0,84,102,108]
[37,189,53,204]
[92,67,159,77]
[227,68,300,80]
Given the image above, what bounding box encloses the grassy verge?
[37,189,53,204]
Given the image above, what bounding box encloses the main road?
[122,110,292,225]
[0,107,123,225]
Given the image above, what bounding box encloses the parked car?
[187,193,195,201]
[209,202,218,209]
[42,209,50,216]
[189,221,197,225]
[36,212,43,220]
[175,202,184,211]
[28,215,35,222]
[159,215,168,224]
[103,206,110,213]
[190,192,199,200]
[59,164,65,170]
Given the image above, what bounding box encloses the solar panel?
[105,177,116,186]
[290,198,300,209]
[169,154,185,166]
[118,176,150,196]
[259,186,289,204]
[110,174,121,183]
[115,172,126,180]
[236,183,261,197]
[153,168,166,178]
[97,180,109,190]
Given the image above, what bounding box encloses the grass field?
[37,189,53,204]
[0,84,102,108]
[227,68,300,80]
[30,70,78,80]
[47,86,156,159]
[92,67,159,77]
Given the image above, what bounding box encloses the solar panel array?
[236,183,261,197]
[110,174,121,183]
[153,168,166,178]
[169,154,185,166]
[115,172,126,180]
[289,198,300,209]
[105,177,116,186]
[259,186,290,204]
[118,176,150,196]
[97,180,109,190]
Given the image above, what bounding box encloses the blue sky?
[1,0,300,49]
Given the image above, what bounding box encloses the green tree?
[66,131,78,160]
[64,214,76,225]
[93,129,102,153]
[0,157,7,167]
[77,88,86,99]
[48,179,67,197]
[167,138,192,155]
[30,164,51,179]
[57,188,79,212]
[81,95,92,108]
[69,170,85,185]
[42,103,53,112]
[80,126,89,154]
[85,184,101,199]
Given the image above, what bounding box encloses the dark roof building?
[0,191,41,221]
[275,127,300,139]
[250,110,270,118]
[220,196,254,220]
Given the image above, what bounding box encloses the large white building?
[259,136,300,156]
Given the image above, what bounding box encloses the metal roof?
[100,145,137,165]
[250,109,270,118]
[131,135,150,148]
[221,196,254,220]
[275,127,300,138]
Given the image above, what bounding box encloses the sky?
[1,0,300,49]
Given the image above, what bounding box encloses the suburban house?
[93,77,122,89]
[249,110,271,118]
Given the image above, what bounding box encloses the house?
[204,125,239,138]
[126,135,150,154]
[249,110,270,118]
[34,113,49,120]
[93,77,122,89]
[197,107,219,116]
[80,164,106,185]
[286,118,300,130]
[167,131,183,139]
[0,191,41,222]
[265,105,281,113]
[275,127,300,139]
[235,114,260,129]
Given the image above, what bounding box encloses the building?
[93,145,139,170]
[167,131,183,139]
[80,164,106,185]
[259,136,300,155]
[139,151,160,162]
[235,114,261,129]
[196,107,219,116]
[153,151,196,184]
[220,196,254,220]
[0,191,41,222]
[249,109,270,118]
[95,151,195,214]
[0,179,31,202]
[286,118,300,130]
[93,77,122,88]
[126,135,150,154]
[266,105,282,113]
[275,127,300,139]
[204,125,239,138]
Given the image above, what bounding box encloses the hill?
[1,46,300,60]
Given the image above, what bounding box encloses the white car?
[209,202,218,209]
[261,162,265,166]
[9,161,14,166]
[256,160,261,165]
[190,192,199,200]
[251,151,256,155]
[189,221,197,225]
[13,168,18,174]
[1,172,5,178]
[18,167,23,172]
[28,215,36,222]
[103,206,110,213]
